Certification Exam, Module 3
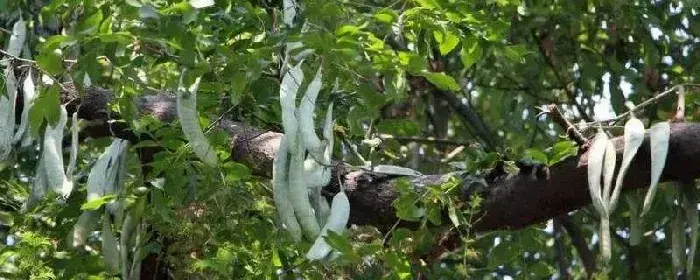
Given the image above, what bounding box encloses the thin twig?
[578,84,699,127]
[377,133,473,147]
[546,104,587,146]
[0,48,69,92]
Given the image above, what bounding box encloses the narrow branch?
[377,133,473,147]
[546,104,587,146]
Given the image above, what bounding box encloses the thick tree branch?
[71,87,700,233]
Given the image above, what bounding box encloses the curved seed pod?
[6,20,26,58]
[120,212,139,278]
[599,216,612,262]
[299,66,324,161]
[316,197,330,227]
[280,62,304,148]
[671,200,686,278]
[44,106,71,198]
[13,68,36,144]
[0,67,18,160]
[681,181,698,275]
[361,164,422,177]
[272,134,302,242]
[87,139,128,202]
[602,139,616,207]
[642,121,670,216]
[71,210,98,248]
[102,212,120,274]
[289,132,321,239]
[176,73,217,166]
[65,112,79,178]
[625,194,642,246]
[23,160,48,211]
[306,190,350,261]
[586,129,608,216]
[609,116,645,213]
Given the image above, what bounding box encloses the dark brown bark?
[73,87,700,233]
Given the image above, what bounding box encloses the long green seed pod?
[176,72,217,166]
[71,210,98,248]
[5,20,26,59]
[306,190,350,261]
[0,67,18,160]
[289,132,321,239]
[299,66,325,162]
[609,116,645,213]
[587,129,608,216]
[102,211,120,274]
[120,211,139,278]
[44,106,71,198]
[599,139,616,261]
[273,134,302,242]
[681,181,698,276]
[13,68,36,145]
[642,121,670,216]
[280,62,304,148]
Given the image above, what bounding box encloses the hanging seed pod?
[176,72,217,166]
[299,66,325,162]
[102,212,120,274]
[586,129,608,216]
[272,134,302,242]
[681,181,698,276]
[642,121,670,216]
[609,116,645,213]
[626,195,642,246]
[306,190,350,261]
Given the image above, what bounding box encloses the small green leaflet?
[80,195,117,210]
[433,30,459,55]
[419,72,460,91]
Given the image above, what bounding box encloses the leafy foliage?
[0,0,699,279]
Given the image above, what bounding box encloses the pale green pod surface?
[586,130,608,216]
[43,106,70,198]
[102,212,120,274]
[13,68,36,144]
[599,216,611,262]
[120,212,139,278]
[280,62,304,148]
[306,191,350,261]
[642,121,670,216]
[6,20,27,58]
[609,116,645,213]
[23,160,48,212]
[299,66,325,161]
[71,210,98,248]
[272,134,302,242]
[176,73,217,166]
[0,67,18,161]
[602,140,616,207]
[289,132,321,239]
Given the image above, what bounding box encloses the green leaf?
[80,195,117,210]
[447,202,460,227]
[36,50,64,76]
[0,211,13,226]
[549,141,578,165]
[419,72,460,91]
[76,10,104,35]
[28,84,61,136]
[460,36,482,68]
[374,11,395,23]
[376,119,420,136]
[434,30,460,55]
[524,148,548,164]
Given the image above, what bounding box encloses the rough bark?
[73,87,700,233]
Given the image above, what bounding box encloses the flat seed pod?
[599,216,612,261]
[176,73,217,166]
[289,132,321,239]
[43,106,70,198]
[306,191,350,261]
[602,139,616,207]
[642,121,670,216]
[586,129,608,216]
[13,68,36,144]
[299,66,325,161]
[87,139,128,202]
[6,20,26,58]
[609,116,645,213]
[0,67,18,161]
[280,62,303,148]
[272,134,302,242]
[71,210,98,248]
[102,212,120,274]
